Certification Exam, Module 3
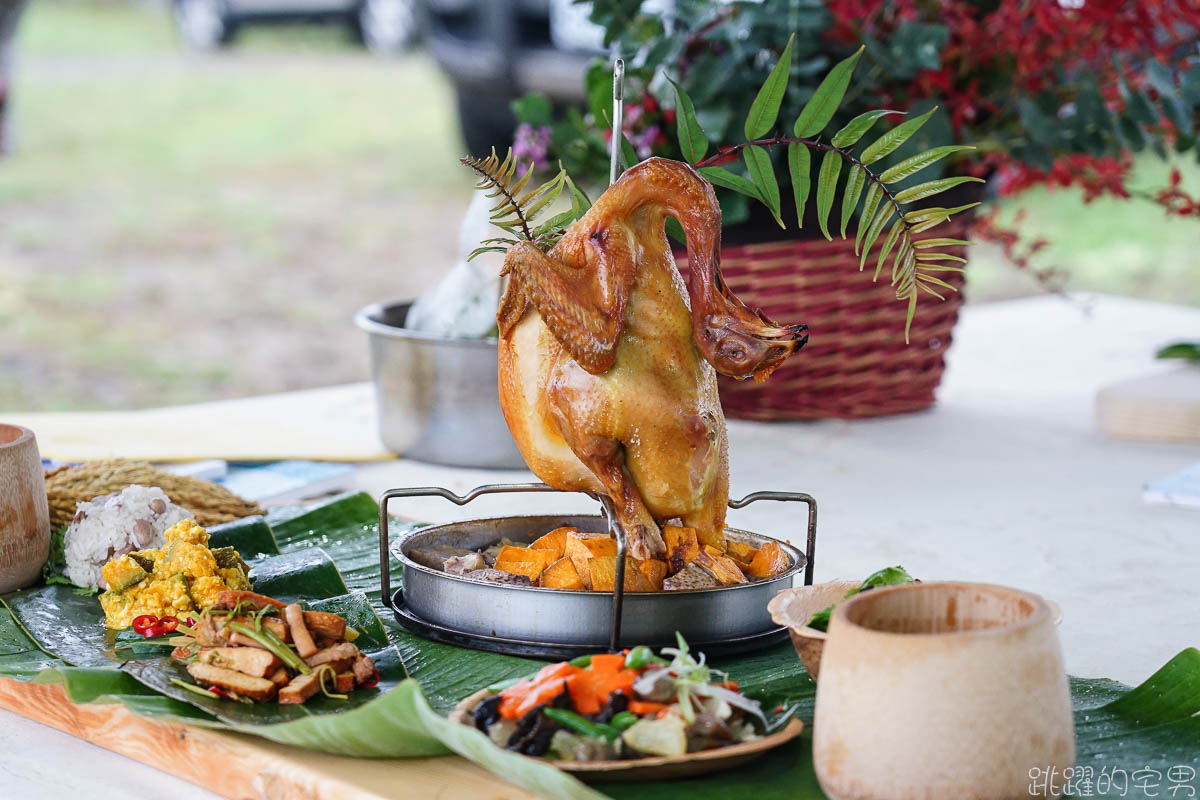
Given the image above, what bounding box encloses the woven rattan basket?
[676,219,969,420]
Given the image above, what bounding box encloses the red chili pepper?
[132,615,159,635]
[207,685,232,700]
[144,624,167,638]
[362,668,380,689]
[158,616,180,634]
[185,617,197,627]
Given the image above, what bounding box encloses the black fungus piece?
[506,705,561,755]
[473,695,502,733]
[505,685,571,754]
[594,690,629,724]
[506,704,544,750]
[520,716,560,756]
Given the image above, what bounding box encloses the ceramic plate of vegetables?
[450,634,805,781]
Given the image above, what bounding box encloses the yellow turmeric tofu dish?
[99,519,252,629]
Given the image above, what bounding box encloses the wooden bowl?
[813,582,1074,800]
[767,580,858,681]
[0,425,50,593]
[451,688,805,782]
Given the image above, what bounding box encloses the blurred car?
[422,0,606,156]
[173,0,420,54]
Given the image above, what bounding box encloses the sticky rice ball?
[63,485,191,589]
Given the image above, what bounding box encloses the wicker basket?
[675,219,969,420]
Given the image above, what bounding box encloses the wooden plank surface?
[0,677,537,800]
[1096,367,1200,443]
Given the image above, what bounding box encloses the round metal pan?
[391,514,806,650]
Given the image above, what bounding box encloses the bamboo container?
[0,424,51,592]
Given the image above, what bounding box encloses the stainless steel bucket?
[355,301,526,469]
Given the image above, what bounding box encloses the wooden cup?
[813,582,1075,800]
[0,424,51,593]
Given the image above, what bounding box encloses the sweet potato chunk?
[539,556,586,590]
[529,526,576,559]
[590,556,657,592]
[746,541,789,578]
[494,546,558,581]
[695,545,748,585]
[725,539,759,566]
[565,532,618,589]
[637,559,667,591]
[664,526,700,575]
[695,527,728,552]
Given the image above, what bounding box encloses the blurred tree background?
[1,1,1197,412]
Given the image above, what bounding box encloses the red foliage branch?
[826,0,1200,222]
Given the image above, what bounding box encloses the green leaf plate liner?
[2,492,1197,800]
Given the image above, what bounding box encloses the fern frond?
[462,150,590,259]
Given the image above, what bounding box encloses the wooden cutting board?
[0,677,536,800]
[1096,367,1200,444]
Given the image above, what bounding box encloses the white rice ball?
[63,485,191,589]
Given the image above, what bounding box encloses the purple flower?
[633,125,661,159]
[512,123,553,172]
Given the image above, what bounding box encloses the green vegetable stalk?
[543,708,621,742]
[807,565,916,632]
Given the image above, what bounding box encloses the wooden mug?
[0,424,51,593]
[814,582,1075,800]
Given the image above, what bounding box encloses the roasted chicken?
[497,158,808,559]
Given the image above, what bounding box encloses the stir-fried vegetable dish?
[458,635,766,760]
[131,590,379,705]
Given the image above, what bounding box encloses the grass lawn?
[2,1,1197,412]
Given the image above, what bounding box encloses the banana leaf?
[1,546,345,668]
[120,592,404,726]
[3,492,1199,800]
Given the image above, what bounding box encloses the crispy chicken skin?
[497,158,807,559]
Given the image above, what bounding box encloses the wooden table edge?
[0,676,537,800]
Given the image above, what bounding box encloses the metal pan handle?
[377,483,629,651]
[379,482,565,605]
[727,491,817,586]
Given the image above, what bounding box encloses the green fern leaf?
[914,237,971,249]
[855,182,882,256]
[879,145,974,183]
[840,165,866,238]
[874,221,904,281]
[858,207,894,269]
[745,34,794,139]
[787,142,811,228]
[914,252,967,263]
[744,146,783,227]
[893,176,984,205]
[668,77,708,163]
[832,110,902,148]
[815,149,842,240]
[794,47,863,137]
[919,273,961,292]
[699,166,762,201]
[861,108,937,165]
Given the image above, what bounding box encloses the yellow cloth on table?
[6,383,393,463]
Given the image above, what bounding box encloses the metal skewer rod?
[609,57,625,186]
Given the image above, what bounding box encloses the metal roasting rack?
[378,483,817,658]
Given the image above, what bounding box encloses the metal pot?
[355,301,526,469]
[393,514,806,649]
